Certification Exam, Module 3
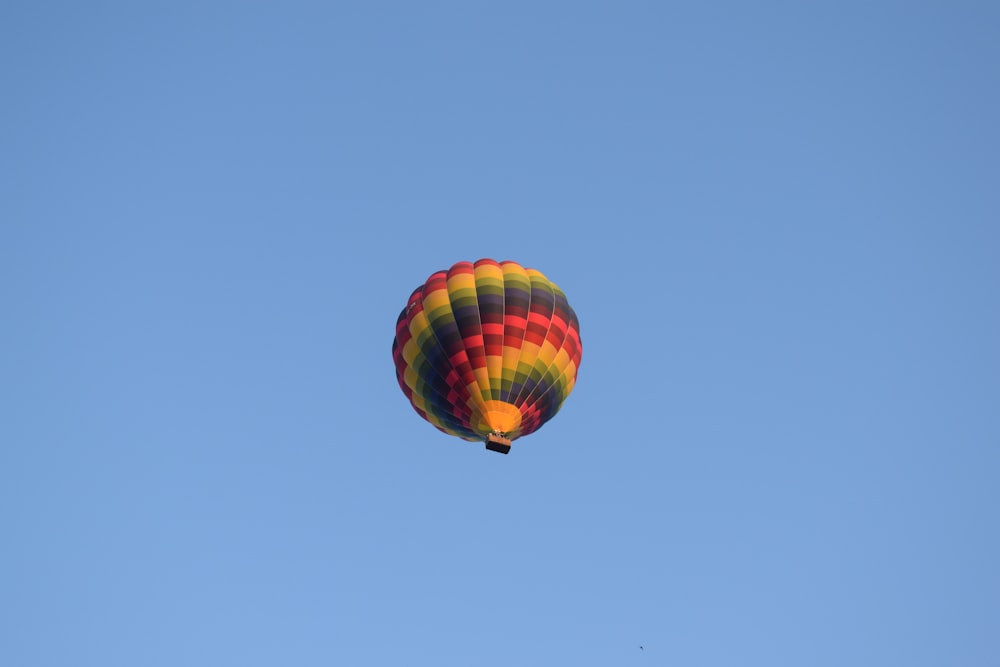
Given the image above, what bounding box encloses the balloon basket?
[485,433,511,454]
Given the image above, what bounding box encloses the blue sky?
[2,2,998,666]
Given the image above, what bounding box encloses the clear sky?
[2,2,998,666]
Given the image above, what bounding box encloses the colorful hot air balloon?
[392,259,582,454]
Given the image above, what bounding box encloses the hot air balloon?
[392,259,582,454]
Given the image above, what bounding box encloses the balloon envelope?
[392,259,582,452]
